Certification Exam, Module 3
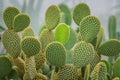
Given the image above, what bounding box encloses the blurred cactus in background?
[0,1,120,80]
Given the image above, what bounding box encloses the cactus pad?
[55,23,70,44]
[79,16,101,42]
[45,5,61,30]
[0,56,12,78]
[21,36,41,57]
[73,41,95,67]
[91,62,107,80]
[13,13,30,32]
[22,27,34,39]
[73,3,90,25]
[58,64,79,80]
[98,39,120,56]
[46,41,66,67]
[3,6,20,29]
[2,30,21,57]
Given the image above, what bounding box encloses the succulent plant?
[46,41,66,67]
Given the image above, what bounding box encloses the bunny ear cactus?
[73,3,91,25]
[84,64,90,80]
[79,16,101,42]
[39,29,54,50]
[45,4,61,30]
[73,41,95,67]
[98,39,120,56]
[21,36,41,57]
[13,13,30,32]
[22,27,34,39]
[57,64,79,80]
[91,62,107,80]
[46,41,66,67]
[2,30,21,57]
[3,6,20,29]
[55,23,70,44]
[59,3,72,25]
[0,56,12,78]
[113,57,120,78]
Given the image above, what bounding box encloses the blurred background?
[0,0,120,53]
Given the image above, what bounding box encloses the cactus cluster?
[0,2,120,80]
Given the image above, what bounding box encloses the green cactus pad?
[21,36,41,57]
[58,64,79,80]
[73,3,90,25]
[91,62,107,80]
[98,39,120,56]
[8,68,19,80]
[13,13,30,32]
[113,57,120,78]
[101,60,110,73]
[22,27,34,39]
[59,3,72,25]
[3,6,20,29]
[2,30,21,57]
[79,16,101,42]
[25,56,36,80]
[39,29,54,50]
[45,5,61,30]
[73,41,95,67]
[0,56,12,78]
[90,53,101,72]
[55,23,70,44]
[46,41,66,67]
[65,27,77,50]
[84,64,90,80]
[34,52,46,70]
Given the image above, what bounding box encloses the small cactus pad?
[39,29,54,50]
[46,41,66,67]
[2,30,21,57]
[21,36,41,57]
[55,23,70,44]
[58,64,79,80]
[25,56,36,80]
[84,64,90,80]
[34,52,46,70]
[3,6,20,29]
[45,5,61,30]
[22,27,34,39]
[79,16,101,42]
[73,3,90,25]
[98,39,120,56]
[0,56,12,78]
[73,41,95,67]
[91,62,107,80]
[33,73,48,80]
[113,57,120,78]
[59,3,72,25]
[13,13,30,32]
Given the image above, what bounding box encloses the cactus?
[22,27,34,39]
[45,5,61,30]
[55,23,70,44]
[73,41,95,67]
[13,13,30,32]
[46,41,66,67]
[79,16,101,42]
[113,57,120,78]
[21,36,41,57]
[2,30,21,57]
[0,56,12,78]
[91,62,107,80]
[57,64,79,80]
[3,6,20,29]
[98,39,120,56]
[73,3,90,25]
[84,64,90,80]
[39,29,54,50]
